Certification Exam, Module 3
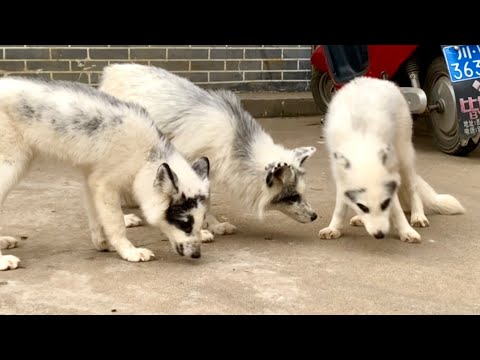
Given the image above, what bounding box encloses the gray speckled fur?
[99,64,318,223]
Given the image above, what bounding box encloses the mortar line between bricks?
[3,46,54,49]
[137,46,312,49]
[204,70,309,73]
[194,80,310,84]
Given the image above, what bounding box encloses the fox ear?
[379,146,397,170]
[385,180,398,196]
[154,163,179,195]
[265,162,294,187]
[332,152,350,169]
[294,146,316,166]
[192,157,210,180]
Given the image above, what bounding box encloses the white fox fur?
[318,76,465,243]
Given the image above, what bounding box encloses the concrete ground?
[0,116,479,315]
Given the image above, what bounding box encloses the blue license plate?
[443,45,480,83]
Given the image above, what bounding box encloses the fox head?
[264,146,318,223]
[139,156,211,258]
[333,145,400,239]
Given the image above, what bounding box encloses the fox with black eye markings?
[319,77,465,243]
[100,63,319,235]
[0,77,212,271]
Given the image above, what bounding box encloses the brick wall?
[0,45,313,91]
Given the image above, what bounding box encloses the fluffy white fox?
[318,76,465,243]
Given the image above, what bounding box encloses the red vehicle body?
[310,45,480,156]
[311,45,418,87]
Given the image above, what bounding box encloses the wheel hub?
[429,76,457,135]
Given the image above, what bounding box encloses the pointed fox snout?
[191,250,201,259]
[364,218,390,240]
[175,242,201,259]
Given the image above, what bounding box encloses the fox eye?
[380,199,390,211]
[177,219,193,233]
[356,203,370,213]
[380,198,391,211]
[283,194,300,203]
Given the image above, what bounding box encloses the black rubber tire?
[311,70,335,114]
[424,56,479,156]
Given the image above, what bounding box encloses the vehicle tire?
[311,70,336,114]
[424,56,479,156]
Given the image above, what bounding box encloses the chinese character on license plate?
[443,45,480,83]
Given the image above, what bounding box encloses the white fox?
[318,76,465,243]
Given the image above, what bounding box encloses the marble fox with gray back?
[0,77,211,270]
[100,64,318,241]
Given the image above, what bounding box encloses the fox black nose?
[374,231,385,239]
[191,250,201,259]
[311,213,318,221]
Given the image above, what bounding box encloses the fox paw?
[124,214,143,228]
[0,236,18,250]
[121,247,155,262]
[318,227,342,239]
[209,222,237,235]
[200,230,215,243]
[0,255,20,271]
[399,229,421,243]
[410,214,429,228]
[350,215,364,227]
